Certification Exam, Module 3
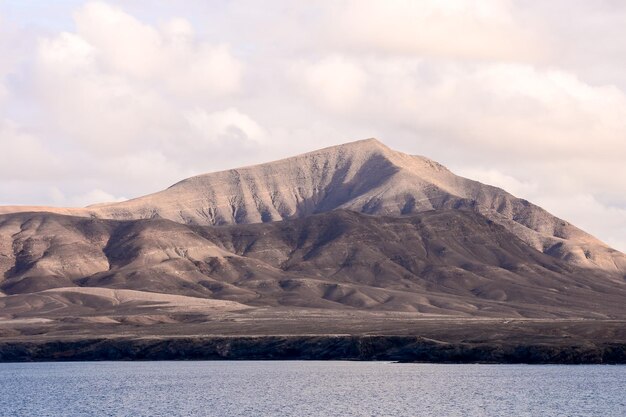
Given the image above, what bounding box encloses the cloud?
[454,65,626,157]
[74,2,242,97]
[339,60,626,159]
[0,119,63,180]
[0,0,624,252]
[514,1,626,89]
[49,187,126,207]
[325,0,542,61]
[35,42,173,154]
[0,1,257,206]
[185,107,266,144]
[32,1,244,156]
[291,55,368,112]
[0,14,19,106]
[455,168,538,199]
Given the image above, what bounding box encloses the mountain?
[1,139,624,273]
[1,209,624,319]
[1,139,625,362]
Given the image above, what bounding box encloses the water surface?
[1,361,624,416]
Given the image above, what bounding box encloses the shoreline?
[2,335,625,364]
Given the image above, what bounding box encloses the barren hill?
[1,209,625,319]
[1,139,624,272]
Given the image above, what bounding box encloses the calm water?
[0,361,624,417]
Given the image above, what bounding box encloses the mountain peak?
[270,137,394,166]
[333,137,387,149]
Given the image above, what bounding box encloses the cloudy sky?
[0,0,625,250]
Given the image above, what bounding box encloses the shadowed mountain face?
[0,139,625,346]
[1,210,624,320]
[1,139,624,273]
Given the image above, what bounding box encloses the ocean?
[1,361,624,416]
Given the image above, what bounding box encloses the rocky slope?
[1,210,625,320]
[1,139,623,272]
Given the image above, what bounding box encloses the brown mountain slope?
[1,139,623,272]
[1,210,624,320]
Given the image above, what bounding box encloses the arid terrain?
[1,139,624,362]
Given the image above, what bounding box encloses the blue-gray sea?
[1,361,624,416]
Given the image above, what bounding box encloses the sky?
[0,0,624,251]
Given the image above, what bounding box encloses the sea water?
[1,361,624,416]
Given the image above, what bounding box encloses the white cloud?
[458,65,626,156]
[0,13,19,107]
[49,186,126,207]
[185,107,266,144]
[31,1,244,156]
[0,119,63,180]
[74,2,242,98]
[74,1,162,78]
[291,55,368,113]
[342,60,626,161]
[38,32,95,74]
[325,0,542,61]
[0,0,625,252]
[455,168,538,199]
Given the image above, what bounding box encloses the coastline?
[2,335,625,364]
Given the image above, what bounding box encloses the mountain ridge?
[1,138,623,273]
[1,209,625,318]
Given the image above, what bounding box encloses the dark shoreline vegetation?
[2,336,625,364]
